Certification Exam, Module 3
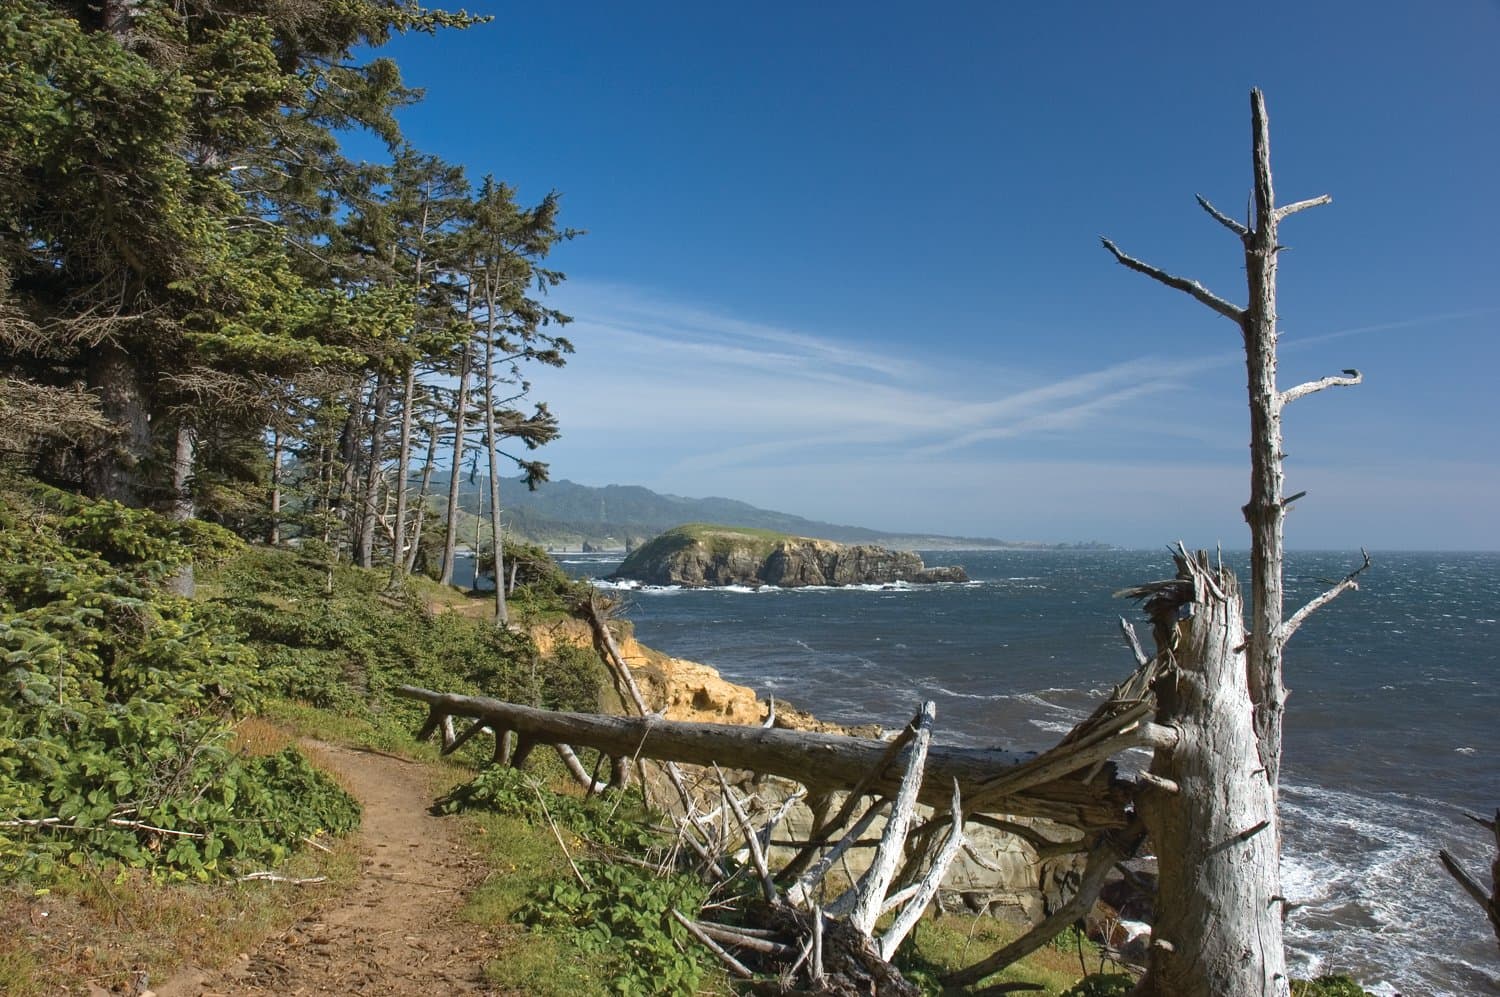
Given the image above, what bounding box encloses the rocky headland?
[612,523,969,588]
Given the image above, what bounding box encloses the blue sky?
[372,1,1498,549]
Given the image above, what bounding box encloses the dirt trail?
[158,741,498,996]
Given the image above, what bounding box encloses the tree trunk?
[1100,88,1357,997]
[268,428,283,545]
[83,341,151,504]
[439,341,471,586]
[163,423,197,597]
[389,365,417,586]
[335,388,366,560]
[356,374,390,568]
[1243,90,1289,800]
[405,414,438,575]
[481,318,508,626]
[1131,553,1286,997]
[394,685,1132,830]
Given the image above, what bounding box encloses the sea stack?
[612,524,969,588]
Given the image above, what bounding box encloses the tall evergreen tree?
[0,0,480,520]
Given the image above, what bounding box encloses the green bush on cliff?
[0,485,357,881]
[205,543,602,735]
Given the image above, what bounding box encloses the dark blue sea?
[555,549,1499,996]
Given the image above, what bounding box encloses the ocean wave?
[1279,781,1498,996]
[927,685,1009,702]
[589,579,682,593]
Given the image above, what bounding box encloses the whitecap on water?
[1280,781,1497,996]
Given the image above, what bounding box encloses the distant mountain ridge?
[440,473,1108,551]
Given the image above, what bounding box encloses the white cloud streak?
[535,281,1233,472]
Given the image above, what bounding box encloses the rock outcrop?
[614,524,968,588]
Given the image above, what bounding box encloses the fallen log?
[393,685,1132,830]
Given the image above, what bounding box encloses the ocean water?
[557,548,1500,996]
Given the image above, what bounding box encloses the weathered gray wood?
[850,701,934,935]
[788,801,890,908]
[1438,808,1500,950]
[1130,554,1286,997]
[394,685,1130,828]
[717,766,777,904]
[879,779,965,961]
[945,822,1142,986]
[1098,88,1363,997]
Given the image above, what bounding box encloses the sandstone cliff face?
[615,527,968,588]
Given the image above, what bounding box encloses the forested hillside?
[441,473,1110,551]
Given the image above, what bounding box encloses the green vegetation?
[0,479,598,881]
[438,764,722,995]
[0,484,358,882]
[1291,975,1377,997]
[0,479,608,989]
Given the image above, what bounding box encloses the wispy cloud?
[531,281,1239,477]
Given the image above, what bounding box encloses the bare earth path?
[158,741,498,996]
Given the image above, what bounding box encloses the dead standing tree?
[1097,89,1367,996]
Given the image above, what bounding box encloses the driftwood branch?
[237,872,328,885]
[2,816,207,839]
[944,823,1144,987]
[716,765,778,904]
[1099,237,1246,323]
[849,700,935,935]
[879,779,965,960]
[394,685,1130,829]
[778,711,921,884]
[1280,549,1371,642]
[1118,616,1149,667]
[787,801,890,908]
[553,743,610,795]
[673,908,754,979]
[1280,368,1361,405]
[1438,808,1500,949]
[585,596,729,875]
[1196,194,1250,239]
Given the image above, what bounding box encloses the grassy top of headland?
[620,522,821,567]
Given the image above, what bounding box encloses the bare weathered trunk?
[1102,89,1361,997]
[389,366,417,586]
[439,341,472,586]
[1132,554,1284,996]
[394,685,1130,828]
[1243,92,1289,800]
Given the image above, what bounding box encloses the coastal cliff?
[613,524,968,588]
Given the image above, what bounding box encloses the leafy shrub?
[516,859,710,996]
[436,765,657,853]
[207,545,601,731]
[1292,975,1375,997]
[0,486,358,881]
